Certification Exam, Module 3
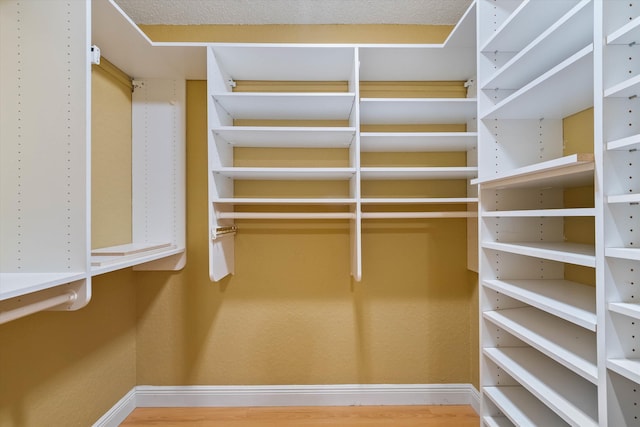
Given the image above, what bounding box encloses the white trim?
[92,388,137,427]
[94,384,480,425]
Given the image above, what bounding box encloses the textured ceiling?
[114,0,474,25]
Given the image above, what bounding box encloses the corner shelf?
[608,302,640,320]
[606,15,640,45]
[605,247,640,261]
[606,133,640,151]
[607,359,640,385]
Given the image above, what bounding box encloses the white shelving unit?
[0,0,201,323]
[476,0,603,425]
[603,1,640,425]
[207,2,479,280]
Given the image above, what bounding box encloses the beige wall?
[0,63,137,427]
[1,24,482,427]
[136,23,479,388]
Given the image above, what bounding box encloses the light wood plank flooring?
[120,405,480,426]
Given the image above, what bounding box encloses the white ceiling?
[114,0,474,25]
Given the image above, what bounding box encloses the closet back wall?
[135,25,479,388]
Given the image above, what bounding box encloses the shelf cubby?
[483,278,596,331]
[212,126,356,148]
[359,132,476,152]
[483,347,599,427]
[483,386,569,427]
[360,98,476,125]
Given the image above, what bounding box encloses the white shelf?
[607,358,640,385]
[604,74,640,98]
[483,386,568,427]
[359,46,476,81]
[473,153,594,189]
[361,212,474,219]
[361,197,477,204]
[209,45,355,81]
[359,132,477,152]
[360,98,477,125]
[484,307,597,383]
[0,272,87,301]
[360,167,477,180]
[607,133,640,151]
[606,247,640,261]
[483,279,596,331]
[212,126,356,148]
[482,1,592,92]
[482,44,593,120]
[217,212,355,220]
[212,167,356,180]
[607,15,640,45]
[211,93,355,120]
[608,193,640,204]
[608,302,640,321]
[91,246,184,276]
[482,208,595,217]
[213,198,356,205]
[480,0,583,53]
[483,347,599,427]
[482,416,512,427]
[482,241,596,267]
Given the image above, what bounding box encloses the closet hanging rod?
[217,212,355,220]
[0,290,77,325]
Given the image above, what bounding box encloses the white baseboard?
[92,388,137,427]
[94,383,480,427]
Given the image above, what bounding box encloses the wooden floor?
[120,405,480,426]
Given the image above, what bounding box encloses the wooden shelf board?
[608,193,640,204]
[606,247,640,261]
[607,358,640,385]
[483,347,599,427]
[482,45,593,120]
[209,45,355,81]
[91,246,183,276]
[212,167,356,180]
[212,126,356,148]
[480,0,583,53]
[361,167,477,180]
[211,93,355,120]
[607,15,640,45]
[607,133,640,151]
[359,132,477,152]
[482,241,596,267]
[360,98,477,125]
[482,208,595,217]
[473,154,594,189]
[608,302,640,321]
[359,46,476,81]
[361,211,474,219]
[481,416,512,427]
[213,198,356,205]
[482,1,592,92]
[484,307,598,383]
[604,74,640,98]
[217,212,355,220]
[0,272,87,301]
[483,386,568,427]
[362,197,477,204]
[91,242,172,257]
[483,279,596,331]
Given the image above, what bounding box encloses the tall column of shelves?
[206,45,360,281]
[0,0,92,322]
[476,0,600,425]
[602,1,640,424]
